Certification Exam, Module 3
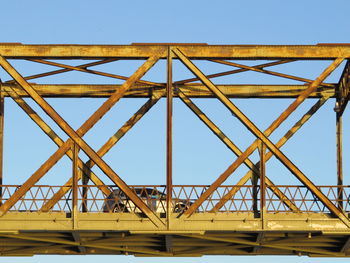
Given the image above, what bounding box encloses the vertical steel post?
[252,145,259,217]
[336,98,343,210]
[72,143,79,228]
[166,47,173,226]
[252,169,258,217]
[259,140,266,228]
[0,83,4,202]
[82,171,88,213]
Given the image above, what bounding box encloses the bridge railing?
[0,185,349,214]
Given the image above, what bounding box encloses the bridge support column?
[336,101,343,210]
[166,47,173,228]
[252,170,258,217]
[0,83,3,202]
[259,140,266,228]
[72,143,79,229]
[335,60,349,210]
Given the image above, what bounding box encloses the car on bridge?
[102,188,192,213]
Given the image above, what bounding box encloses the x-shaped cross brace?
[0,54,165,227]
[41,90,164,212]
[172,48,350,227]
[177,90,330,212]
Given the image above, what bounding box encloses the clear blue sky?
[0,0,350,262]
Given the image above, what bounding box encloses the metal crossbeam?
[1,83,335,98]
[1,44,350,59]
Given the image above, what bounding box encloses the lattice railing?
[1,185,350,214]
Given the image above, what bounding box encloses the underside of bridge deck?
[0,229,350,257]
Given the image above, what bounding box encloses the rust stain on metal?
[0,44,348,257]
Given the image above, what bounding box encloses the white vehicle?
[102,188,192,213]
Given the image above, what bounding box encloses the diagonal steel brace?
[173,48,350,227]
[0,55,164,227]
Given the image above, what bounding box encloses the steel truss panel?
[0,43,349,257]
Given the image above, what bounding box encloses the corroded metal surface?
[0,43,349,256]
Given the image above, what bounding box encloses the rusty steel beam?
[0,85,3,201]
[1,44,350,59]
[0,55,165,227]
[335,60,349,208]
[41,91,164,212]
[259,141,266,222]
[173,48,350,226]
[177,90,298,211]
[166,47,173,222]
[212,95,331,212]
[336,103,343,210]
[72,143,79,229]
[1,83,335,98]
[252,163,258,215]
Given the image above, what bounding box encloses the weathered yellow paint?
[0,44,350,59]
[0,44,349,257]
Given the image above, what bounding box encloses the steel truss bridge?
[0,43,349,257]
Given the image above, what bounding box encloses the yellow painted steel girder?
[0,43,350,59]
[1,84,336,98]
